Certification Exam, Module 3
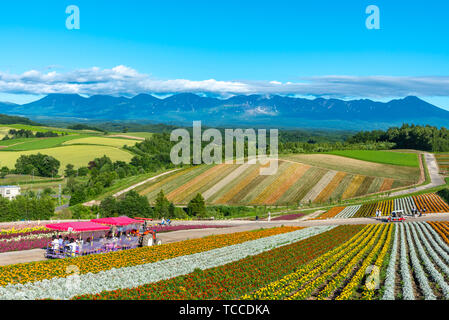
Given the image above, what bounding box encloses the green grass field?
[0,124,94,135]
[0,145,134,173]
[327,150,419,167]
[62,136,140,147]
[0,135,89,151]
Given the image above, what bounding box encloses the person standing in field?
[268,212,271,222]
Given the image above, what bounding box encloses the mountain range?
[1,93,449,130]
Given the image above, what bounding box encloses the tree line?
[348,124,449,152]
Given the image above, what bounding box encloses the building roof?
[0,186,21,189]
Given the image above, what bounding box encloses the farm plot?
[353,202,377,218]
[140,157,418,205]
[412,193,449,213]
[334,205,361,219]
[382,222,449,300]
[0,227,299,288]
[62,137,140,147]
[0,226,335,300]
[313,207,345,220]
[245,224,394,300]
[75,225,364,300]
[394,197,417,215]
[436,154,449,175]
[0,145,134,173]
[376,200,394,216]
[300,171,338,204]
[313,172,347,203]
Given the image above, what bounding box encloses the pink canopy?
[46,221,110,232]
[90,216,144,226]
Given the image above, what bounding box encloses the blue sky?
[0,0,448,109]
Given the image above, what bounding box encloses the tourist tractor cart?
[90,216,163,247]
[45,216,162,259]
[386,210,405,222]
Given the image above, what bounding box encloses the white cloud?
[0,66,449,100]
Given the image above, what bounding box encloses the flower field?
[0,230,79,253]
[139,160,416,205]
[74,225,362,300]
[0,226,332,300]
[244,224,393,300]
[0,226,299,288]
[3,221,449,300]
[435,154,449,175]
[316,193,449,220]
[271,213,305,221]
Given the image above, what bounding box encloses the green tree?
[15,153,60,177]
[99,196,118,217]
[187,193,207,218]
[154,190,170,218]
[64,164,76,177]
[0,166,9,179]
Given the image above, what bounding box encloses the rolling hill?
[135,155,421,206]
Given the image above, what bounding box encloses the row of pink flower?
[0,238,49,253]
[271,213,305,221]
[149,224,232,233]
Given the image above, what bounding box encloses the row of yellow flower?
[360,224,394,300]
[336,224,392,300]
[0,226,49,235]
[290,224,383,300]
[243,224,377,300]
[0,226,300,287]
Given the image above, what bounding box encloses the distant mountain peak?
[1,93,448,130]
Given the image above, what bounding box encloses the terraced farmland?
[138,158,416,205]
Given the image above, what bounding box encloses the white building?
[0,186,21,200]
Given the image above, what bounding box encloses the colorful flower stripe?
[75,225,363,300]
[313,206,345,220]
[337,224,393,300]
[379,222,449,300]
[0,225,48,235]
[244,224,376,300]
[0,226,334,300]
[287,227,379,300]
[271,213,305,221]
[313,172,347,204]
[314,224,385,300]
[413,193,449,213]
[0,226,300,287]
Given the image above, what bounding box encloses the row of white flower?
[334,205,361,219]
[384,222,449,300]
[403,223,436,300]
[0,225,335,300]
[409,223,449,298]
[399,223,415,300]
[381,224,399,300]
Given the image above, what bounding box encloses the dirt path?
[390,153,445,197]
[83,168,181,206]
